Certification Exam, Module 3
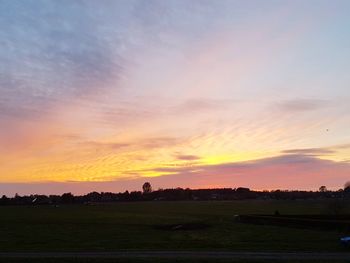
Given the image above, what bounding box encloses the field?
[0,200,349,262]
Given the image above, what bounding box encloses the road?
[0,251,349,260]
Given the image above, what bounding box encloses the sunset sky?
[1,0,350,195]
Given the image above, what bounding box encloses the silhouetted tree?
[319,186,327,192]
[61,192,75,203]
[344,181,350,198]
[0,195,9,205]
[86,191,101,202]
[344,181,350,191]
[142,182,152,194]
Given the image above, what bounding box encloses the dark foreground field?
[0,200,349,262]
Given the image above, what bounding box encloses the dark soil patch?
[236,214,350,231]
[154,222,211,231]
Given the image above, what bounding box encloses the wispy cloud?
[175,154,201,161]
[176,99,233,113]
[282,148,335,156]
[0,0,131,123]
[282,143,350,158]
[142,153,350,190]
[77,136,181,152]
[275,99,329,112]
[78,141,130,151]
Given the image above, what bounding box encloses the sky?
[0,0,350,196]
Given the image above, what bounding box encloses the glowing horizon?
[1,0,350,195]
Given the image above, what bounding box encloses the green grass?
[0,200,349,252]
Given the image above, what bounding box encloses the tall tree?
[142,182,152,194]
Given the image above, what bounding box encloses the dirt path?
[0,251,349,260]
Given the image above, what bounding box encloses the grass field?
[0,200,349,253]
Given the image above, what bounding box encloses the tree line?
[1,182,350,205]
